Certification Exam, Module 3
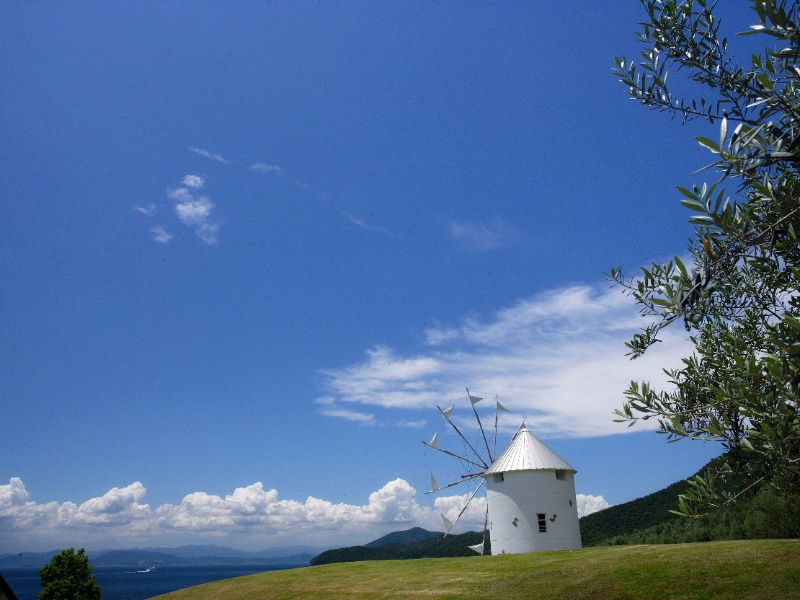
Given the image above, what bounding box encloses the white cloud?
[182,175,205,189]
[151,226,173,243]
[315,396,376,424]
[188,147,232,164]
[175,196,214,226]
[398,419,428,429]
[0,477,445,551]
[319,407,376,424]
[134,203,156,216]
[341,212,396,237]
[71,483,151,526]
[319,284,691,437]
[577,494,611,517]
[0,477,611,553]
[250,162,284,175]
[449,218,518,251]
[434,490,487,526]
[169,176,221,245]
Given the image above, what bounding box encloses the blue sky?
[1,2,752,553]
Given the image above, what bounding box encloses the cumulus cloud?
[169,175,220,244]
[182,174,205,189]
[188,147,232,164]
[0,477,458,551]
[319,284,691,437]
[0,477,611,552]
[449,218,518,251]
[577,494,611,517]
[0,478,152,538]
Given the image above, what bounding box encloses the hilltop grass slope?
[153,539,800,600]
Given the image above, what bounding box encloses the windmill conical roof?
[484,426,576,474]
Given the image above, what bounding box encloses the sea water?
[2,563,305,600]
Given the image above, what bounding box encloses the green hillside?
[363,527,441,548]
[579,477,690,546]
[153,540,800,600]
[311,530,487,566]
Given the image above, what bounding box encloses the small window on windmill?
[493,473,504,483]
[537,513,547,533]
[555,470,566,480]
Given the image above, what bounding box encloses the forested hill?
[579,477,690,546]
[580,458,800,545]
[310,530,487,566]
[363,527,441,548]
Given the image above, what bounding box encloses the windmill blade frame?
[422,440,487,471]
[426,472,484,494]
[466,388,494,464]
[440,478,485,539]
[424,391,512,551]
[436,404,489,469]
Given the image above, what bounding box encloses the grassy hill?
[152,539,800,599]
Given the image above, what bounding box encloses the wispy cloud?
[449,218,518,251]
[151,226,173,244]
[319,407,376,424]
[250,162,285,175]
[0,477,608,552]
[319,284,690,438]
[134,203,156,216]
[341,212,399,238]
[398,419,428,429]
[169,175,220,245]
[188,147,232,165]
[315,396,376,425]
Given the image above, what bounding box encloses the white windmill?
[424,390,582,555]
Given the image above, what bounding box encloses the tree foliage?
[39,548,101,600]
[610,0,800,516]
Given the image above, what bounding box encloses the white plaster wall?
[485,470,582,555]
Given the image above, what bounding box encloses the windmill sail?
[468,541,484,554]
[441,513,454,533]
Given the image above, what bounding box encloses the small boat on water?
[137,566,155,573]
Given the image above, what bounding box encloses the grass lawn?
[152,539,800,599]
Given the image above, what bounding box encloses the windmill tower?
[424,392,582,555]
[483,425,582,554]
